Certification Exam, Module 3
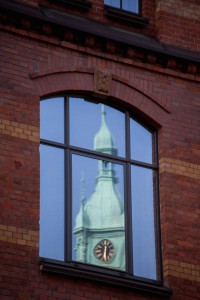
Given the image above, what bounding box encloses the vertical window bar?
[125,111,133,274]
[64,96,71,262]
[125,162,133,274]
[154,131,163,282]
[125,111,130,160]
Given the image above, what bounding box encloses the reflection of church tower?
[73,105,125,270]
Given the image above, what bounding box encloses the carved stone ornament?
[94,68,112,97]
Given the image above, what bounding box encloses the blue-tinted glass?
[123,0,138,13]
[105,0,138,12]
[40,97,64,143]
[40,144,65,260]
[69,97,125,157]
[72,154,125,270]
[130,119,153,164]
[131,166,157,280]
[105,0,120,9]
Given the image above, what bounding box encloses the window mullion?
[125,111,133,275]
[40,139,66,149]
[65,96,71,262]
[154,131,163,281]
[125,162,133,275]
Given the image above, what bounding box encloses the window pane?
[131,166,157,280]
[40,144,65,260]
[130,119,153,164]
[72,154,125,271]
[40,97,64,143]
[69,98,125,157]
[122,0,138,13]
[105,0,120,9]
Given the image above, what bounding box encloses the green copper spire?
[84,104,123,229]
[93,105,117,156]
[73,104,125,270]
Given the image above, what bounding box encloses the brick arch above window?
[30,68,170,127]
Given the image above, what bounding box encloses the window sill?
[105,5,149,27]
[48,0,92,11]
[40,260,172,297]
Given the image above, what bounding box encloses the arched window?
[40,96,164,292]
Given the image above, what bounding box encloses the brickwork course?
[0,0,200,299]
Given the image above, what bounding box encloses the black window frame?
[39,95,172,297]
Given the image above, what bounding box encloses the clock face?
[94,239,114,263]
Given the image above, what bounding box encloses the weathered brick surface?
[0,0,200,299]
[156,0,200,51]
[0,119,39,142]
[0,225,39,247]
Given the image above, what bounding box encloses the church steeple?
[73,104,125,270]
[93,105,117,156]
[84,104,123,229]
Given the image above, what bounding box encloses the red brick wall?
[14,0,156,36]
[13,0,200,50]
[156,0,200,51]
[0,1,200,299]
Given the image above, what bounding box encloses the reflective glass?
[40,97,64,143]
[130,119,153,163]
[131,166,157,280]
[40,144,65,260]
[105,0,120,8]
[69,97,125,157]
[72,154,125,271]
[123,0,138,13]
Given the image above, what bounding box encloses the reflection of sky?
[40,96,157,280]
[132,166,157,280]
[104,0,138,13]
[40,97,64,143]
[40,145,64,261]
[131,119,152,163]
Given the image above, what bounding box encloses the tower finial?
[101,104,105,115]
[101,104,106,124]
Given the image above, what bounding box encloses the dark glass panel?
[72,154,125,271]
[40,97,64,143]
[130,119,153,164]
[40,144,65,260]
[69,98,125,157]
[131,165,157,280]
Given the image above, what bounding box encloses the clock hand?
[103,244,107,261]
